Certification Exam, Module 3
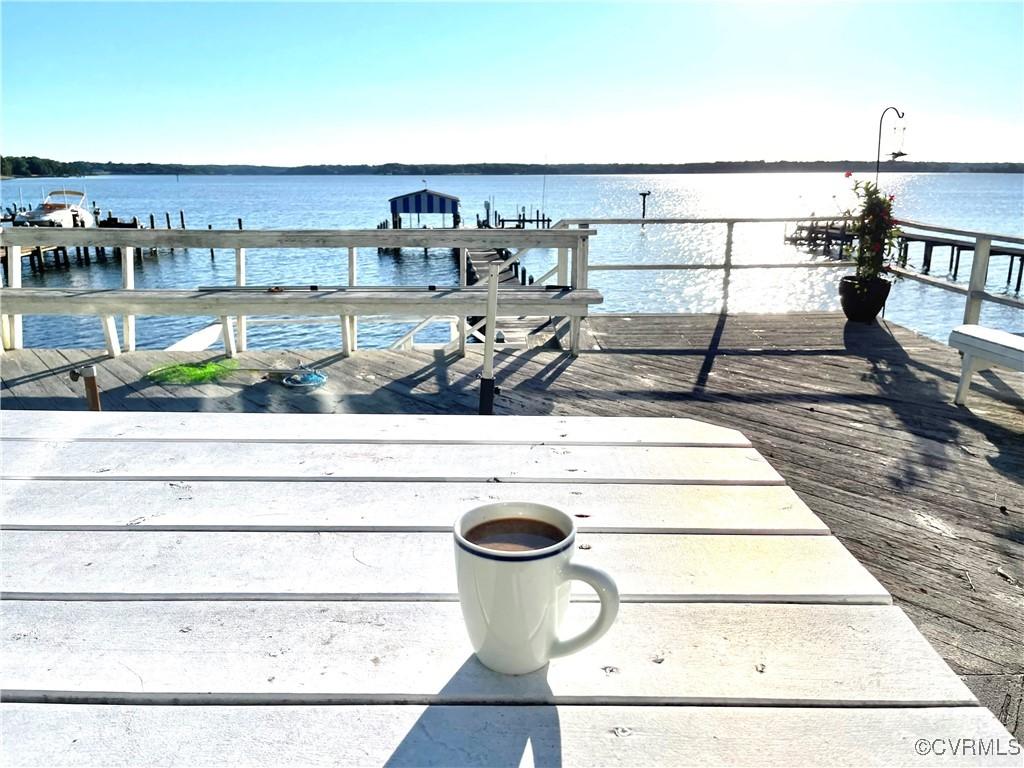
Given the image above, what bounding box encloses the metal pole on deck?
[479,265,500,415]
[875,106,904,185]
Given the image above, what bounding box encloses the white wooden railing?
[889,220,1024,320]
[0,228,594,353]
[2,218,1020,355]
[546,217,1023,320]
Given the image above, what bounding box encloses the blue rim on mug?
[454,502,577,562]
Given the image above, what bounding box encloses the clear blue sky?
[2,1,1021,164]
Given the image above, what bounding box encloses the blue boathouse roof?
[389,189,460,216]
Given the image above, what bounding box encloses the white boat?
[14,190,95,227]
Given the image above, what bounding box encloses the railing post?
[578,223,590,289]
[557,247,568,285]
[723,221,734,313]
[963,236,991,325]
[101,315,121,357]
[349,247,358,351]
[340,246,358,355]
[458,246,467,356]
[122,246,135,351]
[220,316,237,358]
[568,232,587,356]
[479,264,500,415]
[4,245,23,349]
[235,247,247,352]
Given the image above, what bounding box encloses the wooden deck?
[2,312,1022,737]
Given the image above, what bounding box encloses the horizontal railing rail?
[894,219,1024,247]
[587,261,857,271]
[0,227,595,250]
[558,216,857,225]
[545,217,1022,322]
[546,217,859,315]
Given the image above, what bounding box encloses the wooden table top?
[1,411,1016,766]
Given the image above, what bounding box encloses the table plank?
[0,532,888,604]
[0,411,751,447]
[0,441,785,484]
[2,704,1016,767]
[1,602,973,706]
[0,480,829,534]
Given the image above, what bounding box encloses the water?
[3,172,1021,350]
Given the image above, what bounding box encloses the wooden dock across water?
[1,312,1022,737]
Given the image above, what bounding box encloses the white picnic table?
[0,410,1016,767]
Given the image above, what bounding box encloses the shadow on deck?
[2,311,1022,736]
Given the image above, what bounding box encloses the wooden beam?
[0,441,785,485]
[347,246,358,352]
[0,287,602,319]
[588,262,858,271]
[99,315,121,358]
[0,602,973,705]
[0,228,597,251]
[219,316,237,358]
[964,237,992,325]
[457,247,467,356]
[1,705,1011,768]
[235,248,247,352]
[0,480,821,533]
[121,247,135,352]
[0,412,753,447]
[3,245,22,349]
[0,531,889,603]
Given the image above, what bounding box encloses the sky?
[1,1,1022,165]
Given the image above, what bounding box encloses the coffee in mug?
[464,517,566,552]
[454,502,619,675]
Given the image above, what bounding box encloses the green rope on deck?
[146,359,240,385]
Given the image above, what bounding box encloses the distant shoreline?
[2,156,1021,178]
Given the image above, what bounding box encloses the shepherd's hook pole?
[876,106,905,185]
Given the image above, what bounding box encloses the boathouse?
[388,188,460,229]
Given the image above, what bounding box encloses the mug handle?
[550,563,620,658]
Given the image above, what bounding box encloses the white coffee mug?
[453,501,619,675]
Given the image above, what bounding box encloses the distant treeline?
[3,155,1022,178]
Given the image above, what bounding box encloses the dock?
[899,231,1024,289]
[785,220,855,255]
[462,247,550,346]
[2,312,1021,737]
[0,244,71,277]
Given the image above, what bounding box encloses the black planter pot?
[839,276,891,323]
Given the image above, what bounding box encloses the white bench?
[948,324,1024,405]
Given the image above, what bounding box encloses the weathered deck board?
[0,411,751,446]
[0,480,827,534]
[2,440,783,484]
[2,312,1021,736]
[3,704,1018,767]
[0,602,973,705]
[1,531,886,603]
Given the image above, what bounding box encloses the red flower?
[844,171,853,178]
[888,195,895,202]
